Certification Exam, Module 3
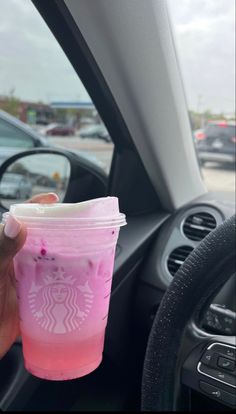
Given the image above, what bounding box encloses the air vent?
[167,246,194,276]
[183,212,217,241]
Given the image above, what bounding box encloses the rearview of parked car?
[195,120,236,167]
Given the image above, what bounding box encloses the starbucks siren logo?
[28,267,94,334]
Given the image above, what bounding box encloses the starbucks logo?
[28,267,94,334]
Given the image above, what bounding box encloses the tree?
[0,88,21,117]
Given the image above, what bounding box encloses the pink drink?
[4,197,126,380]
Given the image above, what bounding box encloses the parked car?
[0,172,32,199]
[0,110,48,166]
[0,110,103,169]
[196,121,236,166]
[79,124,111,142]
[40,123,75,136]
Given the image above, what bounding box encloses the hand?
[0,193,59,359]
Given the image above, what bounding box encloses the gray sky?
[168,0,235,114]
[0,0,235,114]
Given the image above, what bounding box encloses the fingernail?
[4,215,21,239]
[48,193,59,200]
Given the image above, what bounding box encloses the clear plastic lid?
[2,197,127,230]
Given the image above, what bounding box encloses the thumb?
[0,215,27,274]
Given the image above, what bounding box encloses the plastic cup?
[3,197,126,381]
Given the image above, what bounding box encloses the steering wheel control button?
[221,389,236,407]
[223,348,236,360]
[199,382,236,407]
[199,381,222,399]
[198,364,236,387]
[208,343,236,360]
[201,350,215,366]
[218,357,235,372]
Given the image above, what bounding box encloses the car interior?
[0,0,235,411]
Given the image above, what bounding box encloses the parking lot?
[48,136,114,174]
[201,164,235,193]
[0,136,235,211]
[48,136,235,194]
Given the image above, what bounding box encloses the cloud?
[168,0,235,113]
[0,0,90,102]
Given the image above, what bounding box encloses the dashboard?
[141,192,236,337]
[0,190,235,411]
[136,191,235,410]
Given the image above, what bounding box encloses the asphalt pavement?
[1,136,234,225]
[48,136,114,174]
[202,164,235,193]
[48,136,235,194]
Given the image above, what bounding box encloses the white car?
[79,124,111,142]
[0,173,32,199]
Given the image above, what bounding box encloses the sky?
[0,0,235,114]
[168,0,235,114]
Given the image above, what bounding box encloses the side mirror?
[0,148,108,210]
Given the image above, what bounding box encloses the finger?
[0,216,27,274]
[26,192,59,204]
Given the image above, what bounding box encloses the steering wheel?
[142,214,236,411]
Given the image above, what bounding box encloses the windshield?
[169,0,235,194]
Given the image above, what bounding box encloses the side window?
[0,0,113,174]
[168,0,235,194]
[0,118,34,148]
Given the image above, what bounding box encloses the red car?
[41,123,75,136]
